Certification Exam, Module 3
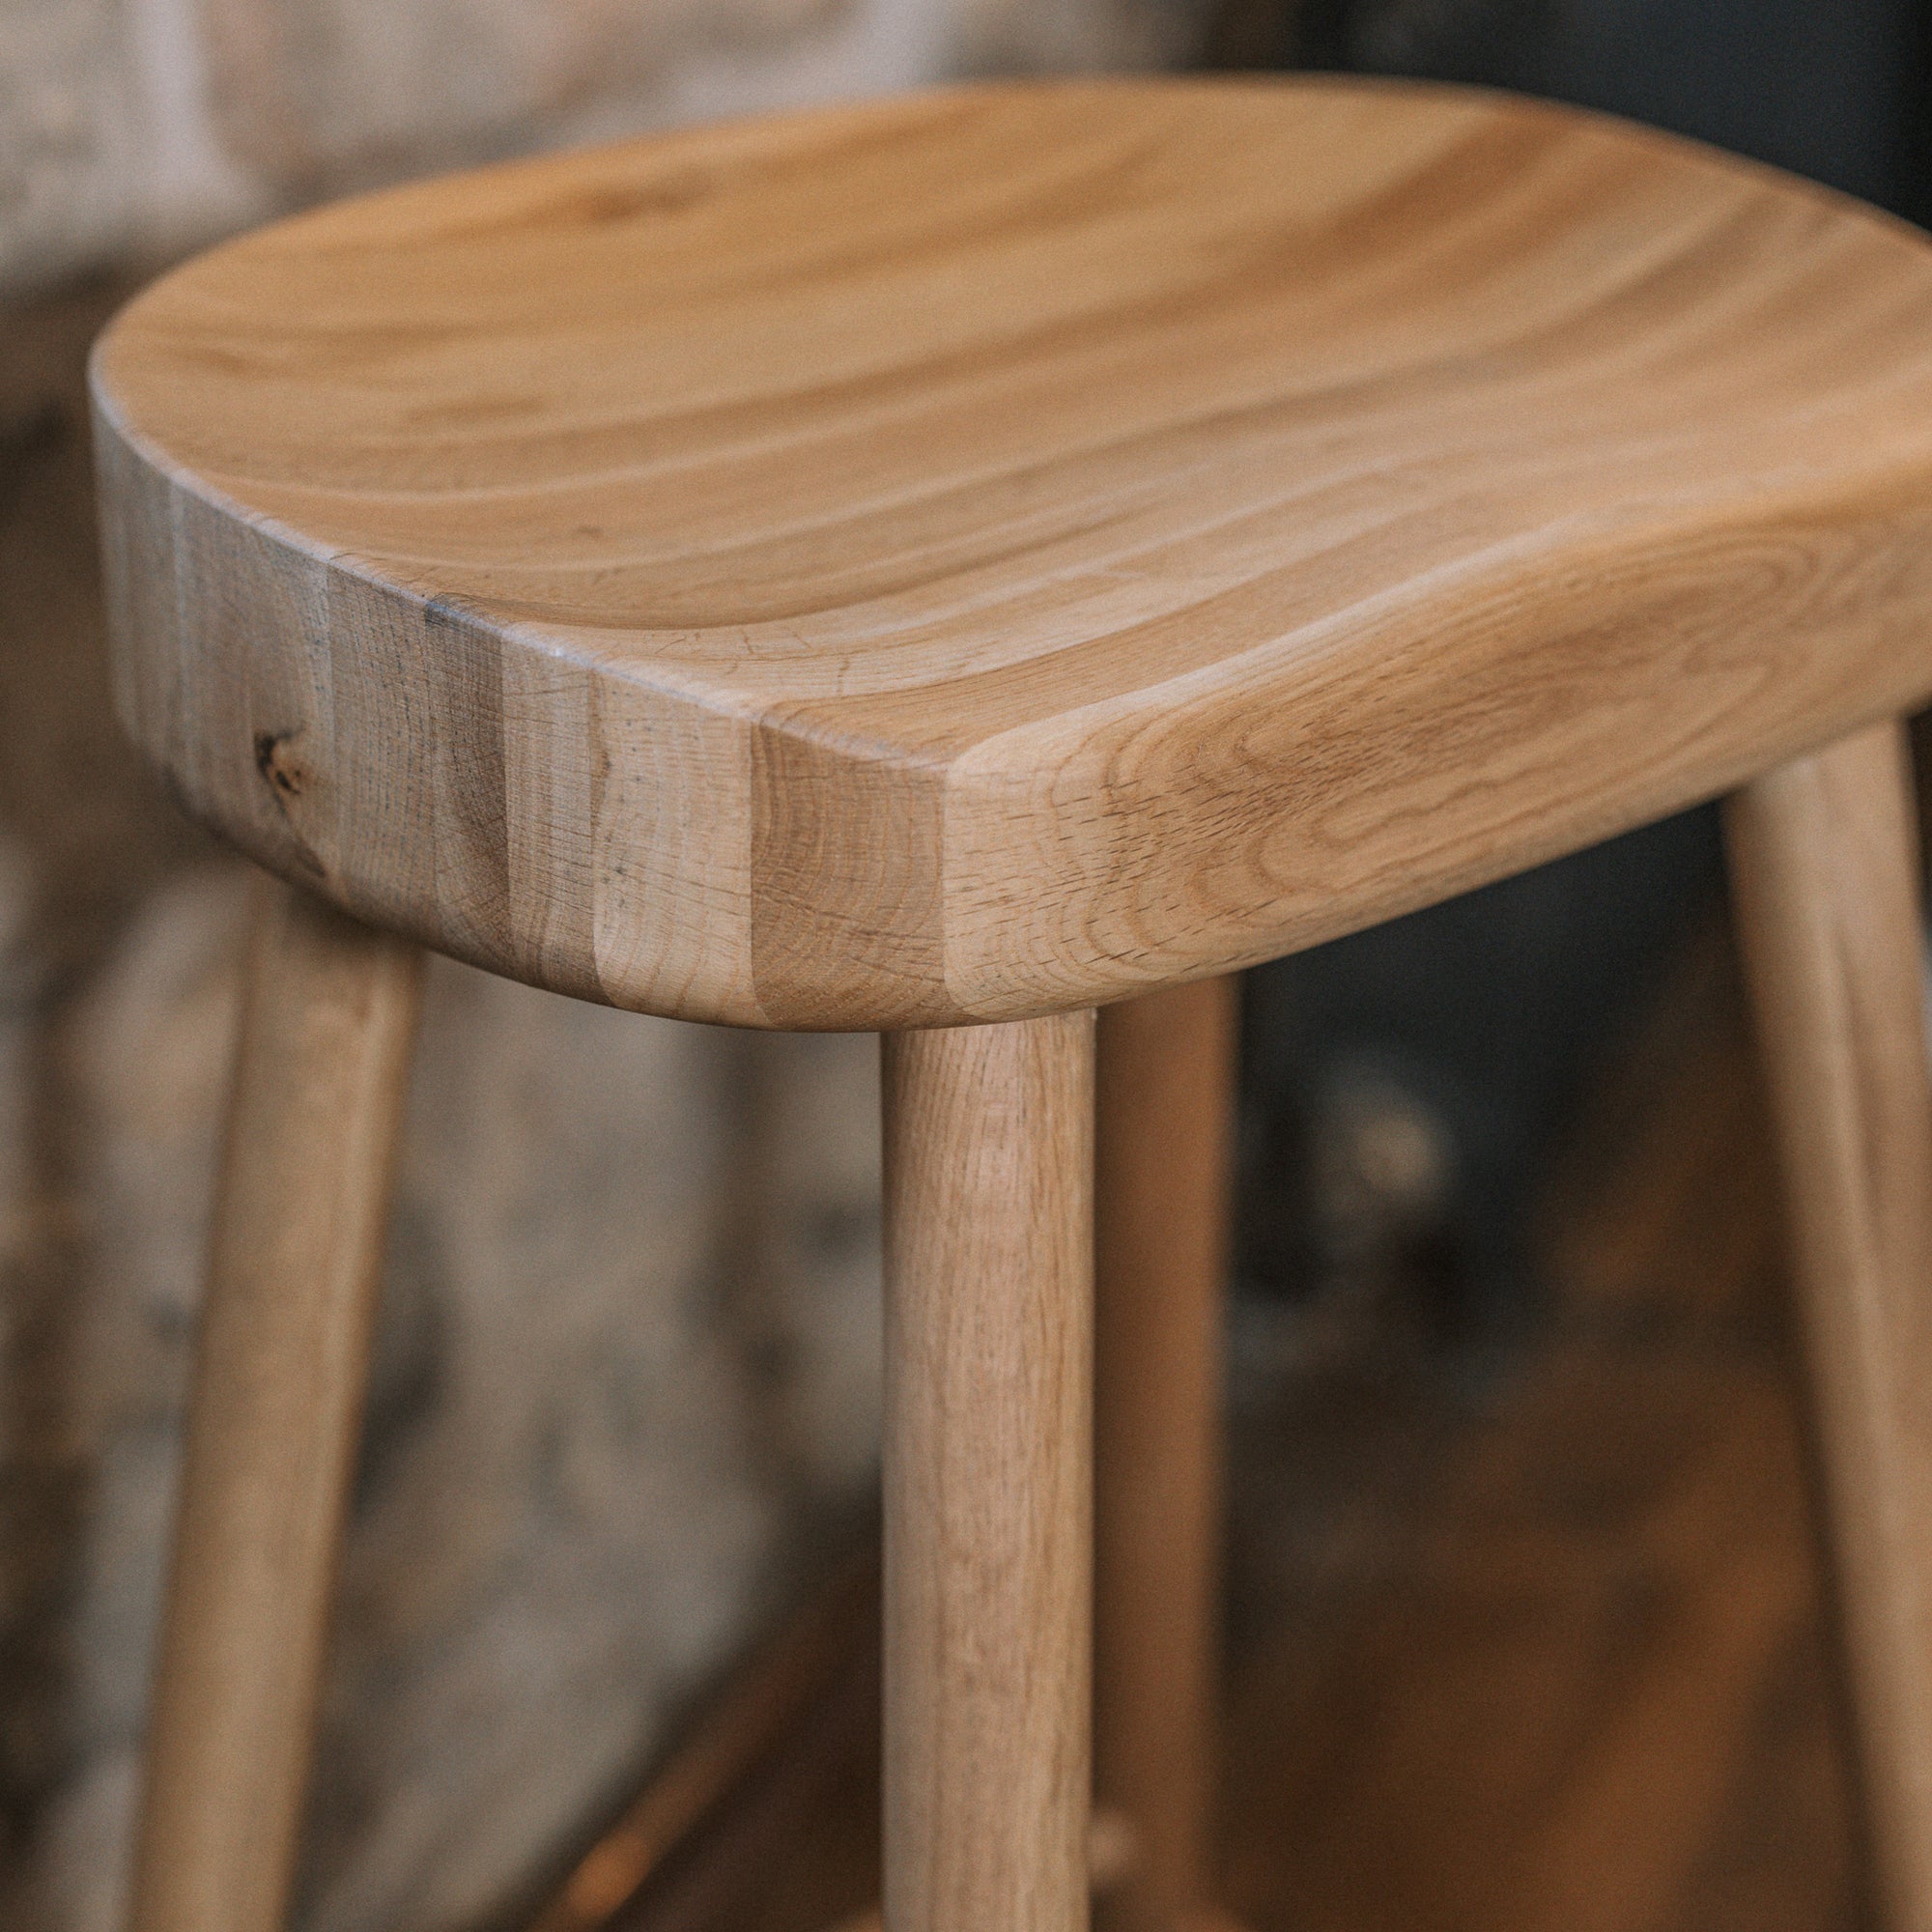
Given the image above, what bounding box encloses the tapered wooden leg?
[1726,718,1932,1932]
[128,878,422,1932]
[882,1012,1094,1932]
[1094,980,1237,1932]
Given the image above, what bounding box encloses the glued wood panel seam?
[93,78,1932,1027]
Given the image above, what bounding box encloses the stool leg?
[1726,718,1932,1932]
[128,878,422,1932]
[881,1012,1094,1932]
[1094,980,1237,1932]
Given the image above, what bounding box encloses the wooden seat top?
[93,77,1932,1029]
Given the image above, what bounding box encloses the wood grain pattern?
[128,879,421,1932]
[1094,978,1238,1932]
[1725,721,1932,1932]
[881,1012,1094,1932]
[90,77,1932,1028]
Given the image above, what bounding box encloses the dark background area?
[1290,0,1932,217]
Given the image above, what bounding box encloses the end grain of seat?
[90,77,1932,1028]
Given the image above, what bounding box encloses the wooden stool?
[90,75,1932,1932]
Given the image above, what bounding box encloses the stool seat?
[92,76,1932,1029]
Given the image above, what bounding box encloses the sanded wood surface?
[1726,721,1932,1932]
[92,78,1932,1028]
[881,1013,1094,1932]
[128,880,421,1932]
[1094,978,1238,1932]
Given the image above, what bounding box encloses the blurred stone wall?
[0,3,1213,1929]
[1,0,1211,300]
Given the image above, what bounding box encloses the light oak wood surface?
[128,879,421,1932]
[882,1013,1094,1932]
[1726,721,1932,1932]
[91,77,1932,1028]
[1095,978,1238,1932]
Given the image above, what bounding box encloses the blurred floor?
[601,926,1861,1932]
[1220,927,1856,1932]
